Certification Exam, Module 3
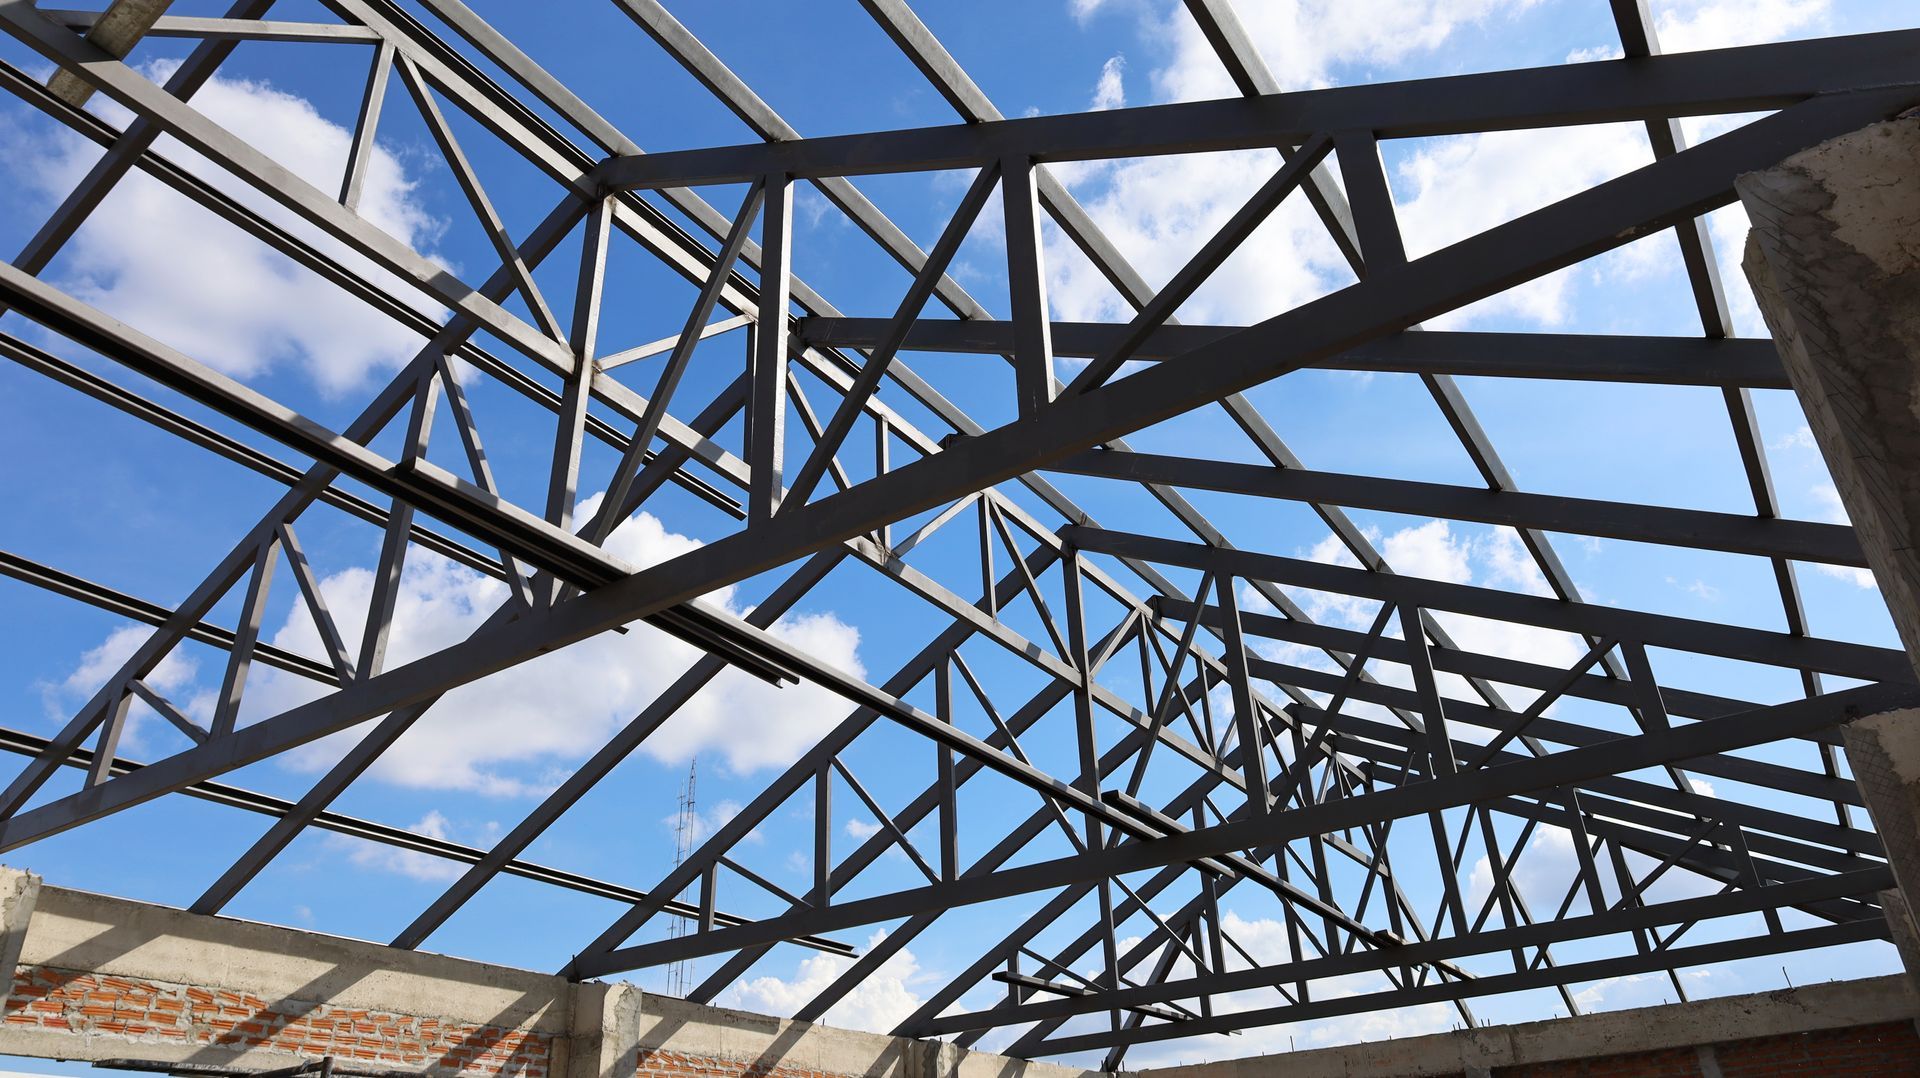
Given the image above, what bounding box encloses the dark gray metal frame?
[0,0,1916,1064]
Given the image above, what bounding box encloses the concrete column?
[1841,710,1920,991]
[0,865,40,1000]
[1740,109,1920,990]
[1739,110,1920,672]
[565,982,645,1078]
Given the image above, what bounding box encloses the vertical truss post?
[548,196,612,537]
[210,535,279,739]
[813,760,832,907]
[86,690,134,789]
[1061,547,1120,1029]
[749,171,793,522]
[340,39,395,210]
[1000,155,1054,417]
[1400,604,1458,777]
[936,656,958,882]
[1213,573,1270,815]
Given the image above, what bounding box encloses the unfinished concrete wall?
[0,868,1092,1078]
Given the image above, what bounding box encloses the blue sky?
[1,0,1918,1068]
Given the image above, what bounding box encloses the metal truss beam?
[593,31,1920,187]
[0,0,1913,1054]
[567,677,1912,976]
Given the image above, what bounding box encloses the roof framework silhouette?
[1,0,1918,1065]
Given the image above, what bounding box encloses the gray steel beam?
[1050,450,1862,565]
[49,11,383,43]
[566,678,1912,976]
[593,32,1920,187]
[919,866,1888,1036]
[1070,527,1907,681]
[6,87,1904,856]
[0,726,852,955]
[797,319,1791,387]
[1031,919,1884,1055]
[0,550,337,686]
[44,0,169,106]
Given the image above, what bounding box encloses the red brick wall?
[1493,1046,1701,1077]
[2,966,552,1076]
[3,961,1914,1078]
[1714,1021,1919,1076]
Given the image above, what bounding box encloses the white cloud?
[665,799,762,846]
[48,501,866,798]
[263,501,863,793]
[1806,484,1876,588]
[328,810,495,882]
[1468,824,1578,915]
[1150,1,1545,103]
[1810,483,1847,525]
[1244,519,1587,735]
[724,929,927,1032]
[1091,56,1127,111]
[1566,44,1625,63]
[38,623,203,753]
[1380,518,1472,585]
[0,61,444,395]
[845,817,883,840]
[1041,0,1680,352]
[1392,123,1657,327]
[1652,0,1830,53]
[1773,425,1816,452]
[1666,576,1721,602]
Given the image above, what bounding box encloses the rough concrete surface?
[1740,111,1920,672]
[1125,975,1918,1078]
[0,868,1095,1078]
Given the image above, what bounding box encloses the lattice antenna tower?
[665,757,698,997]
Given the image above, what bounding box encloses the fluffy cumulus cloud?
[1652,0,1831,52]
[257,499,864,794]
[329,810,498,883]
[50,501,865,798]
[1042,0,1660,338]
[37,624,205,754]
[1045,0,1852,339]
[1247,519,1584,727]
[724,930,928,1033]
[1391,123,1658,327]
[0,60,443,394]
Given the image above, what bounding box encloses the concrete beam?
[0,867,1090,1078]
[1740,111,1920,673]
[45,0,172,107]
[1124,975,1918,1078]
